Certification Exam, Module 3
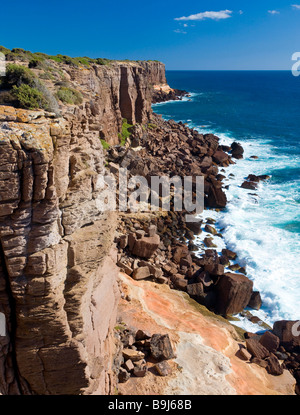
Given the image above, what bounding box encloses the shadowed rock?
[215,273,253,315]
[150,334,175,361]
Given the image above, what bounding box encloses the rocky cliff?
[0,54,297,396]
[0,59,167,395]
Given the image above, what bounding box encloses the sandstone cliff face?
[48,60,166,145]
[0,60,166,395]
[0,106,121,395]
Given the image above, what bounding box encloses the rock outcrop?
[60,61,166,145]
[0,53,298,396]
[0,106,121,394]
[0,58,172,395]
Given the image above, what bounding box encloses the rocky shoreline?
[107,107,300,394]
[152,85,191,104]
[0,49,298,395]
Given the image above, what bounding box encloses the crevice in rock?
[119,66,133,124]
[0,241,24,394]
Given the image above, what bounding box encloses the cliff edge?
[0,51,297,395]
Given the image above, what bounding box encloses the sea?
[152,70,300,332]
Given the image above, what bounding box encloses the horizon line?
[165,69,292,71]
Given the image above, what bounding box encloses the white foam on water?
[195,127,300,330]
[152,92,198,108]
[153,103,300,332]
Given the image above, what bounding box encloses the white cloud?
[292,4,300,9]
[183,23,188,27]
[174,29,187,34]
[175,10,233,21]
[268,10,280,14]
[239,10,244,15]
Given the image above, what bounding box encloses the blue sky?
[1,1,300,69]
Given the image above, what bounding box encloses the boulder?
[195,271,214,287]
[248,291,262,310]
[246,338,270,359]
[150,334,175,361]
[259,331,280,353]
[237,347,252,361]
[206,184,227,208]
[171,274,187,291]
[156,276,169,284]
[147,224,157,237]
[186,220,202,235]
[215,273,253,315]
[133,364,147,377]
[132,266,151,280]
[172,245,192,265]
[147,264,163,279]
[247,174,270,182]
[117,261,133,276]
[128,233,137,251]
[118,367,130,383]
[122,348,145,362]
[204,224,217,235]
[204,263,225,276]
[251,357,268,368]
[187,282,205,301]
[203,237,217,248]
[221,249,237,260]
[131,234,160,258]
[219,255,230,266]
[231,142,244,159]
[213,150,228,164]
[135,329,151,341]
[272,320,300,352]
[124,359,134,372]
[118,234,128,249]
[241,181,257,190]
[266,354,283,376]
[155,361,172,377]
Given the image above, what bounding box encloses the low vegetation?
[0,46,112,68]
[100,139,110,150]
[119,118,133,145]
[0,63,60,113]
[11,84,48,110]
[56,86,83,105]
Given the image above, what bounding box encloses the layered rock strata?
[0,58,169,395]
[0,106,121,394]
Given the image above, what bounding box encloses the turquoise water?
[153,71,300,327]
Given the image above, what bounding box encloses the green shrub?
[0,63,60,114]
[0,46,113,67]
[6,48,34,62]
[11,48,25,54]
[0,90,15,105]
[35,80,60,113]
[2,64,36,88]
[48,55,63,63]
[0,45,10,55]
[119,118,133,145]
[100,139,110,150]
[28,57,46,69]
[96,58,110,65]
[12,84,47,110]
[56,86,83,105]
